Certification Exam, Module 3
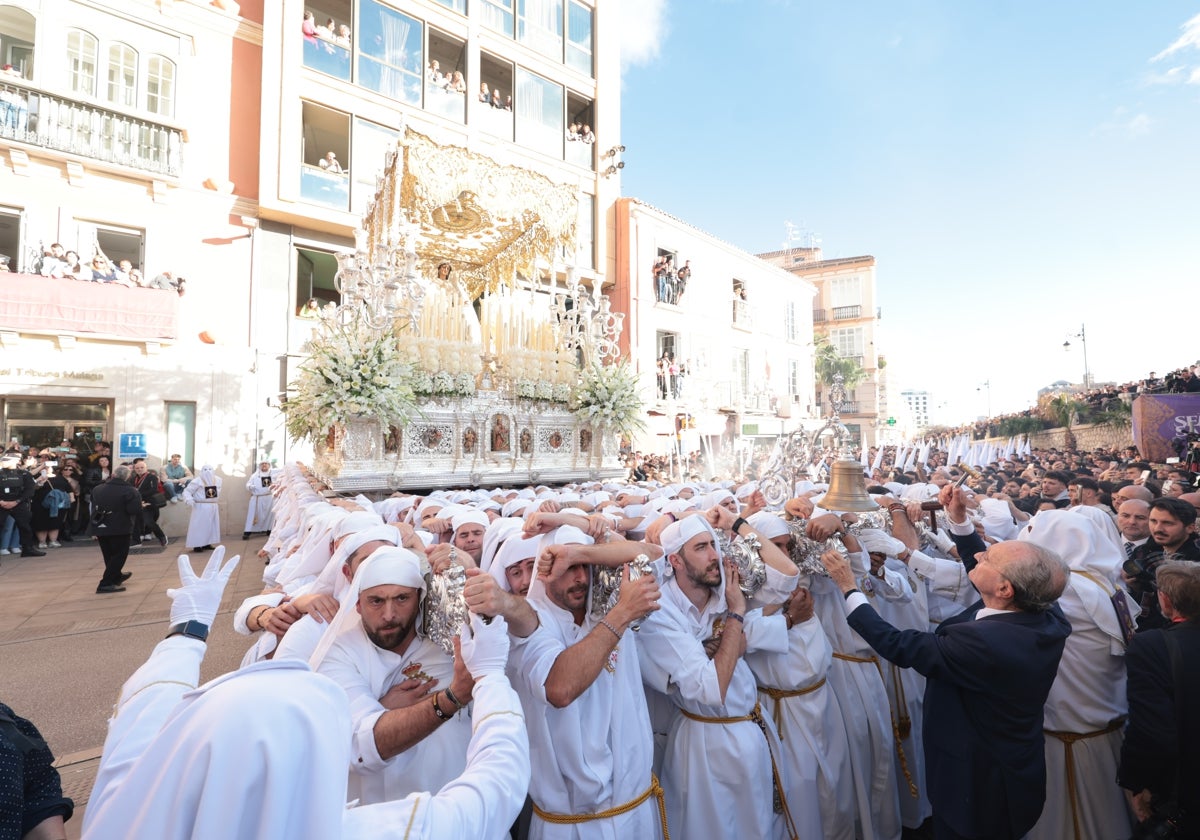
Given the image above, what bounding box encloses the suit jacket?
[848,579,1071,838]
[88,478,142,537]
[1118,619,1200,822]
[1129,539,1200,631]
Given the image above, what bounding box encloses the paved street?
[0,533,270,838]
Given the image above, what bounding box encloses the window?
[732,279,748,324]
[481,0,515,37]
[656,330,678,362]
[785,301,798,341]
[789,359,801,401]
[165,402,195,472]
[295,246,341,314]
[302,0,352,80]
[514,68,562,158]
[145,55,175,117]
[0,207,21,272]
[518,0,563,60]
[432,0,466,12]
[351,118,399,213]
[733,349,750,399]
[67,29,98,96]
[300,102,350,211]
[106,43,137,108]
[478,52,514,140]
[566,2,593,75]
[565,91,594,168]
[425,29,466,123]
[831,275,861,307]
[831,326,863,358]
[73,220,144,269]
[358,0,422,105]
[0,6,36,80]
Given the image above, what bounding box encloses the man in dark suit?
[88,465,142,593]
[1119,561,1200,836]
[821,485,1071,840]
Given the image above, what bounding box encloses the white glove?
[168,545,241,625]
[459,612,510,679]
[857,529,908,558]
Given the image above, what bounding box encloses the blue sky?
[619,2,1200,425]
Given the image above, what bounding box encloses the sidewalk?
[0,532,270,840]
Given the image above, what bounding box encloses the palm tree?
[813,335,867,389]
[1044,393,1084,450]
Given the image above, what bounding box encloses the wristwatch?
[165,620,210,642]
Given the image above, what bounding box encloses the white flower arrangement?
[552,383,572,403]
[570,361,646,439]
[284,320,416,443]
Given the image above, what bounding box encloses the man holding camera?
[1126,499,1200,631]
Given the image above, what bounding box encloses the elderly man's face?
[133,461,147,476]
[1117,502,1151,541]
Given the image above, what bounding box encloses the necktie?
[1124,542,1136,559]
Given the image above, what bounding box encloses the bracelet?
[664,512,676,523]
[431,692,452,721]
[251,606,270,631]
[784,612,795,630]
[598,618,622,640]
[732,516,749,533]
[887,504,906,514]
[726,611,745,624]
[443,686,465,711]
[842,588,861,600]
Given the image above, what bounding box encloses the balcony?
[812,308,826,322]
[832,305,862,320]
[0,78,182,177]
[302,37,352,82]
[0,273,178,342]
[299,164,350,211]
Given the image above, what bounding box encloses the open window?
[302,1,352,81]
[478,51,514,140]
[295,246,341,317]
[732,278,748,324]
[565,91,593,168]
[0,206,22,272]
[300,101,350,211]
[425,28,466,123]
[0,6,35,80]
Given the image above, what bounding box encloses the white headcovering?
[199,465,217,485]
[1070,506,1125,555]
[451,509,490,537]
[1016,509,1136,647]
[978,498,1018,541]
[333,511,385,542]
[312,525,402,602]
[660,515,717,560]
[309,546,428,671]
[82,660,352,840]
[480,518,524,572]
[747,511,789,540]
[735,482,758,501]
[488,532,541,592]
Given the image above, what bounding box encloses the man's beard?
[685,560,721,590]
[365,616,416,651]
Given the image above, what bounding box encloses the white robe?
[84,637,528,840]
[182,477,222,547]
[314,620,471,806]
[809,567,904,840]
[509,578,661,839]
[244,469,277,533]
[637,579,791,840]
[747,612,854,840]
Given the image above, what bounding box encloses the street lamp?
[977,380,991,417]
[1063,324,1091,388]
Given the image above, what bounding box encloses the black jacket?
[0,467,36,505]
[87,478,142,537]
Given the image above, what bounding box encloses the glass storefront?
[2,399,111,455]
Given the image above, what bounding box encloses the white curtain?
[377,13,412,100]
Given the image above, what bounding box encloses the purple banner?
[1132,394,1200,462]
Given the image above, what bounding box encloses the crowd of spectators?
[0,438,195,555]
[944,360,1200,440]
[302,10,351,48]
[566,122,594,143]
[652,254,690,304]
[655,352,686,399]
[426,60,467,95]
[477,81,513,111]
[16,241,186,295]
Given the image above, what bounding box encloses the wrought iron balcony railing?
[0,79,182,177]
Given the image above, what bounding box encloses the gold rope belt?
[679,702,799,840]
[1044,718,1126,840]
[532,774,669,839]
[832,651,919,799]
[758,678,828,738]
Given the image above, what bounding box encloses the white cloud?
[1095,108,1152,137]
[1126,113,1151,135]
[1144,65,1187,85]
[1152,12,1200,62]
[620,0,670,70]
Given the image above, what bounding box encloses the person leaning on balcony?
[318,151,343,174]
[88,254,117,283]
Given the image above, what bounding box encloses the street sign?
[887,417,896,425]
[118,433,148,460]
